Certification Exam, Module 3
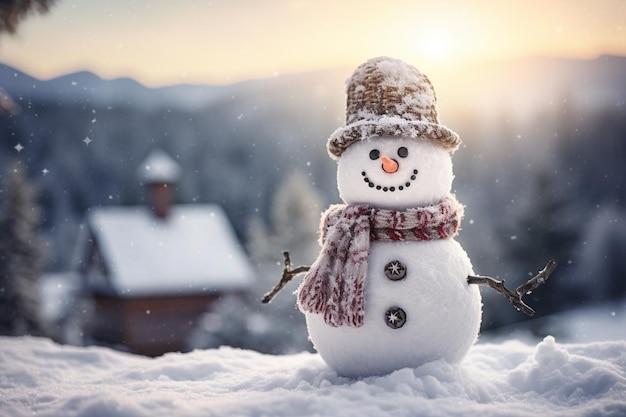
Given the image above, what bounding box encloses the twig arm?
[261,251,310,304]
[515,259,557,297]
[467,275,536,316]
[467,260,557,316]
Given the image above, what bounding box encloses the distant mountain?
[3,55,625,117]
[0,64,229,110]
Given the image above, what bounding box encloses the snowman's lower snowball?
[304,240,482,378]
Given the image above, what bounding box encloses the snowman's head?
[337,136,453,209]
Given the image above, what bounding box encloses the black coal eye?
[397,147,408,158]
[369,149,380,160]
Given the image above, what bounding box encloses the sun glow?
[1,0,625,86]
[420,34,454,61]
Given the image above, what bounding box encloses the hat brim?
[327,116,460,160]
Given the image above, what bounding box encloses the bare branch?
[467,275,536,316]
[515,259,557,297]
[467,260,557,316]
[261,251,310,304]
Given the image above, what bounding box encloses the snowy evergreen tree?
[0,0,57,113]
[189,172,323,354]
[0,162,45,335]
[0,0,56,34]
[269,171,323,265]
[248,171,322,266]
[495,163,579,327]
[570,206,626,303]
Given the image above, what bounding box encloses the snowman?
[263,57,555,378]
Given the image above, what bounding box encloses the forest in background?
[0,55,625,348]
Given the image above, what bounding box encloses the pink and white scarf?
[297,194,463,327]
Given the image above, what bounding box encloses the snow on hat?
[327,57,460,159]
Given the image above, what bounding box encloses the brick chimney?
[137,150,181,219]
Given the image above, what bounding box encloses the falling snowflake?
[83,137,92,145]
[42,168,49,176]
[14,143,24,152]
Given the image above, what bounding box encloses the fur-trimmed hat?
[327,57,460,159]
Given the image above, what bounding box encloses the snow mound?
[1,336,625,417]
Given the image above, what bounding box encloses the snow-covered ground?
[1,334,625,417]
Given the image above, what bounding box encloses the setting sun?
[420,31,455,61]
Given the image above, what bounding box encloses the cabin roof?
[84,204,254,297]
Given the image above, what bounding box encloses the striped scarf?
[297,194,463,327]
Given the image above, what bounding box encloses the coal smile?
[361,169,418,192]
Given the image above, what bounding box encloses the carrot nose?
[381,155,399,173]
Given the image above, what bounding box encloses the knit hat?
[327,57,460,159]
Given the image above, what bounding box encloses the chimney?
[137,150,182,219]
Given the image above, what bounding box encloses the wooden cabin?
[76,150,253,356]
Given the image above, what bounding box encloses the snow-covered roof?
[86,204,254,297]
[137,149,182,184]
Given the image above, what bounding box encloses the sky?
[0,0,625,87]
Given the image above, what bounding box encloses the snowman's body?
[301,137,482,377]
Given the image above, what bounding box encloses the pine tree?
[189,172,323,354]
[0,162,44,335]
[248,171,322,266]
[497,166,579,323]
[0,0,56,34]
[0,0,57,113]
[269,171,323,265]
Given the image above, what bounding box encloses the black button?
[385,307,406,329]
[384,260,406,281]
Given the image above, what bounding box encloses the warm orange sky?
[1,0,625,86]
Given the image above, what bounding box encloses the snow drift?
[1,336,625,417]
